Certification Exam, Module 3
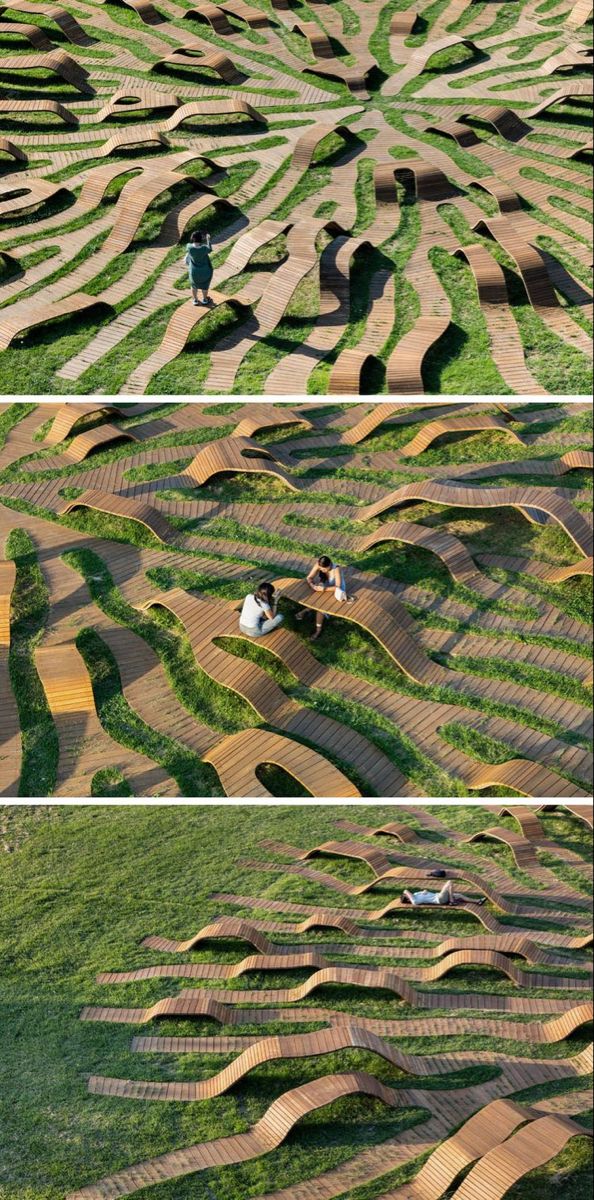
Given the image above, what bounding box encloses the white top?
[240,593,268,627]
[411,889,440,906]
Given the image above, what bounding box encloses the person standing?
[185,230,213,306]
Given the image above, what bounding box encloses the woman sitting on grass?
[402,880,485,907]
[185,230,213,307]
[239,582,283,638]
[296,555,355,641]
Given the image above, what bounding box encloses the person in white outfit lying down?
[402,880,485,906]
[239,582,284,638]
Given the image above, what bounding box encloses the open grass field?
[0,802,592,1200]
[0,398,592,800]
[0,0,592,395]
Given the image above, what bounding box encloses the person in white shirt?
[402,880,484,906]
[296,555,355,641]
[239,582,283,638]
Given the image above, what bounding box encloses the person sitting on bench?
[239,582,283,638]
[296,555,355,641]
[402,879,485,906]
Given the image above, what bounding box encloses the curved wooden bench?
[291,20,334,59]
[80,965,578,1019]
[527,81,593,118]
[94,89,180,122]
[140,917,590,971]
[340,403,409,445]
[65,1071,400,1200]
[0,2,91,44]
[1,51,92,93]
[393,161,458,202]
[450,1113,591,1200]
[0,20,54,50]
[0,138,27,163]
[463,826,541,869]
[153,46,244,83]
[96,946,587,991]
[55,424,137,464]
[45,402,125,446]
[0,295,110,351]
[211,891,594,949]
[378,1100,577,1200]
[390,12,417,37]
[461,106,533,142]
[241,846,588,912]
[203,727,361,797]
[182,2,233,34]
[86,1019,557,1101]
[424,119,481,148]
[358,521,480,584]
[0,98,77,124]
[58,490,176,543]
[399,413,524,457]
[180,435,298,489]
[216,0,269,27]
[162,98,266,131]
[355,481,593,558]
[537,804,593,829]
[386,316,450,393]
[139,589,404,797]
[122,291,250,394]
[232,405,312,439]
[0,178,68,217]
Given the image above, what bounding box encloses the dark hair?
[190,231,206,244]
[255,582,274,607]
[318,555,333,570]
[401,891,412,904]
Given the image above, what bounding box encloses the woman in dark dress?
[185,230,213,306]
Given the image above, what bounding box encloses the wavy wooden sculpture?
[153,46,244,83]
[463,826,541,869]
[53,424,137,464]
[0,2,91,44]
[242,847,590,914]
[162,97,266,131]
[44,402,125,445]
[210,891,594,948]
[0,138,27,164]
[538,804,593,829]
[95,946,588,991]
[355,482,593,557]
[140,917,591,971]
[1,51,92,92]
[86,1021,568,1102]
[0,98,77,124]
[79,965,579,1020]
[65,1071,401,1199]
[183,2,234,34]
[449,1113,591,1200]
[179,435,298,489]
[0,295,110,351]
[399,413,525,457]
[58,490,176,543]
[0,20,55,50]
[203,727,361,797]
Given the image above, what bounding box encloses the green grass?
[1,804,592,1200]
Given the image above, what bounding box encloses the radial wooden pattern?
[1,1,591,394]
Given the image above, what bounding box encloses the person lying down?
[402,880,486,906]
